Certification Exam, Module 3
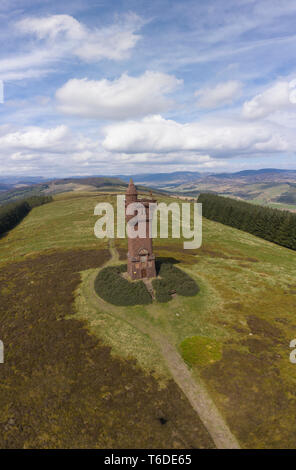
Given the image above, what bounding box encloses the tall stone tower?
[125,179,156,280]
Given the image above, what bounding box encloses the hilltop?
[0,189,295,448]
[0,176,167,206]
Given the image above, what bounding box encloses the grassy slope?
[158,212,296,448]
[1,191,296,448]
[0,192,214,449]
[0,192,109,264]
[108,194,296,448]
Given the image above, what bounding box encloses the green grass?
[0,192,109,264]
[2,190,296,448]
[0,249,214,448]
[266,202,296,211]
[90,194,296,448]
[179,336,222,367]
[74,268,171,384]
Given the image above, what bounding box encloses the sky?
[1,0,296,176]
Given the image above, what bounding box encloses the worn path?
[82,240,240,449]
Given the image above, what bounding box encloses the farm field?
[0,190,296,448]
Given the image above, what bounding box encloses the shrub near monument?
[94,262,199,306]
[94,264,152,306]
[153,263,199,303]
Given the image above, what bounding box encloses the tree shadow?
[155,257,180,275]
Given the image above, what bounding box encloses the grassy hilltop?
[0,190,296,448]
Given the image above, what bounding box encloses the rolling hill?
[1,169,296,211]
[0,188,295,448]
[122,169,296,210]
[0,176,168,207]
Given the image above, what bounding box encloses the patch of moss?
[179,336,222,368]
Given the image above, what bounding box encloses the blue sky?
[0,0,296,176]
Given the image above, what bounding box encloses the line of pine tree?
[0,195,52,237]
[198,193,296,251]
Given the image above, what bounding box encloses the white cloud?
[16,13,143,63]
[17,15,85,42]
[0,125,71,152]
[195,80,242,108]
[0,68,53,81]
[0,124,107,175]
[0,49,56,77]
[0,14,144,82]
[56,71,182,120]
[103,114,293,156]
[0,124,99,164]
[75,13,144,62]
[242,79,296,119]
[0,123,225,176]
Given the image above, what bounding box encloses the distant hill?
[214,168,292,177]
[0,183,11,191]
[211,169,296,182]
[117,171,203,186]
[0,176,48,185]
[114,168,296,210]
[53,176,126,188]
[0,175,167,206]
[118,168,296,187]
[1,169,296,210]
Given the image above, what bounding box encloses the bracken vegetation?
[94,265,152,306]
[0,250,214,449]
[152,262,199,302]
[2,191,296,448]
[198,193,296,250]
